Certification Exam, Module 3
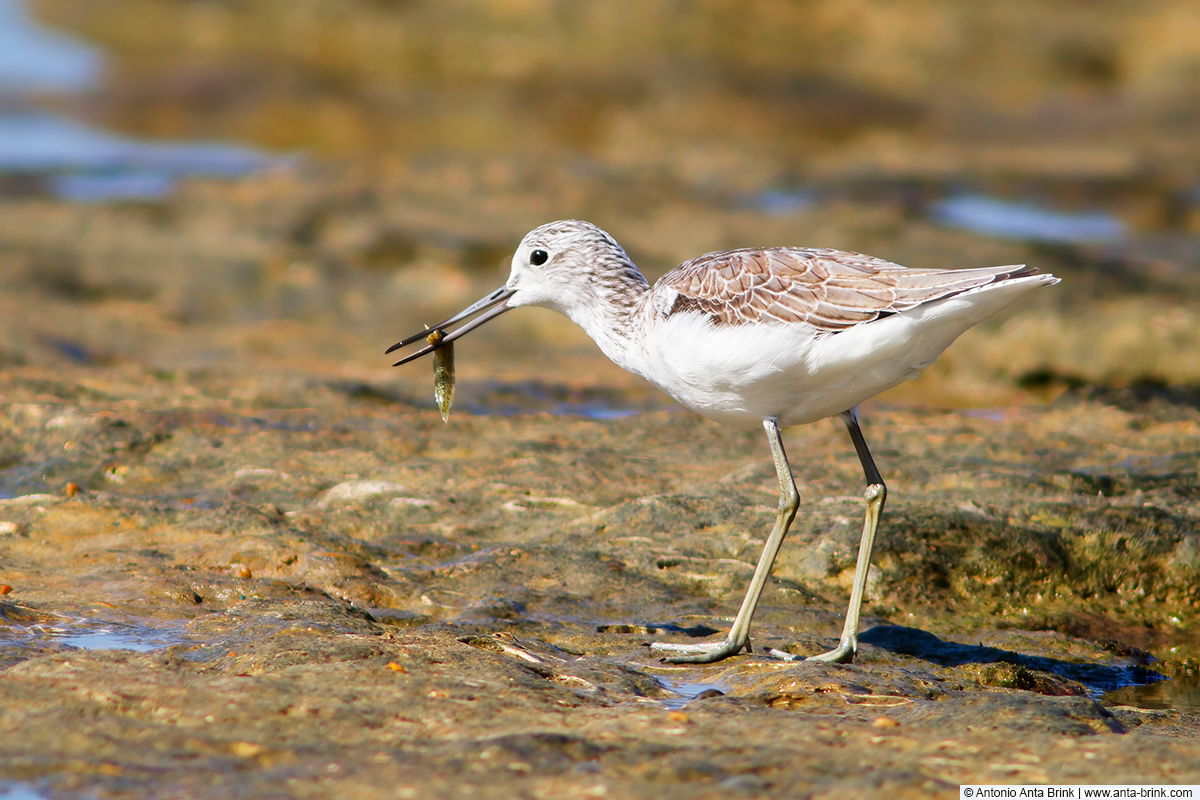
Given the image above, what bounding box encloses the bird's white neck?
[556,263,651,376]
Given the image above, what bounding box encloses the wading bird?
[387,220,1058,664]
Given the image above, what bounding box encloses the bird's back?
[645,247,1042,331]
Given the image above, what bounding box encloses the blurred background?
[2,0,1199,410]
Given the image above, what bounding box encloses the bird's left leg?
[651,418,799,663]
[793,407,886,663]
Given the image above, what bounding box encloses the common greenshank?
[386,219,1059,664]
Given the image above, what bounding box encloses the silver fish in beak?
[386,286,516,421]
[426,329,455,422]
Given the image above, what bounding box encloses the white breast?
[631,275,1053,428]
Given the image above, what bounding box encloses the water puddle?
[0,109,283,202]
[657,676,729,710]
[337,375,676,420]
[0,0,99,93]
[742,183,1130,245]
[746,188,815,216]
[2,612,180,653]
[0,0,285,201]
[1103,671,1200,715]
[55,627,174,652]
[0,783,50,800]
[453,379,673,420]
[931,194,1126,243]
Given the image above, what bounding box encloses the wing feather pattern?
[650,247,1038,332]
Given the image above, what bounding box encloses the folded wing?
[652,247,1039,332]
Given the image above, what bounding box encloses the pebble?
[0,494,59,506]
[316,480,408,507]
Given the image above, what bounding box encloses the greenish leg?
[650,417,798,663]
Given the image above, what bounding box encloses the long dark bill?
[385,286,516,366]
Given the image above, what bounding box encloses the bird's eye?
[530,249,549,266]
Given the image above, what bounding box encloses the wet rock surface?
[1,366,1198,796]
[2,0,1200,796]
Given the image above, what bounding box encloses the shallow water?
[0,0,97,92]
[55,627,172,652]
[932,194,1127,243]
[451,379,674,420]
[0,109,282,201]
[0,784,50,800]
[657,677,730,710]
[1104,672,1200,715]
[7,617,180,653]
[748,188,817,217]
[0,0,281,200]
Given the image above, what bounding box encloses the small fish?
[427,328,455,422]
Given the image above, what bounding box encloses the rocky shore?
[2,0,1199,795]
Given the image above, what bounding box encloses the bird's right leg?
[650,418,799,664]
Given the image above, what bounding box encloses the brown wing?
[650,247,1038,331]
